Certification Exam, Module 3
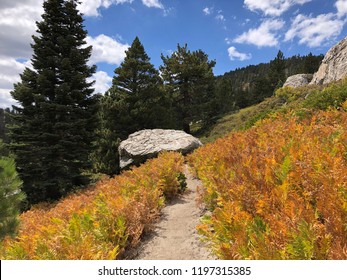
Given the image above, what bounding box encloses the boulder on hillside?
[310,36,347,85]
[118,129,202,169]
[283,74,313,88]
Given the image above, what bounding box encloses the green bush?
[304,78,347,110]
[0,141,25,240]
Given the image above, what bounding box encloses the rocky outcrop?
[283,74,313,88]
[310,36,347,85]
[119,129,202,169]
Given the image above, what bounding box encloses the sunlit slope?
[189,110,347,259]
[0,152,185,260]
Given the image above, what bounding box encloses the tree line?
[213,51,323,114]
[0,0,323,226]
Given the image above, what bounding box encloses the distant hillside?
[213,52,323,111]
[201,77,347,143]
[194,52,324,140]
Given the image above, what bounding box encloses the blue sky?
[1,0,347,108]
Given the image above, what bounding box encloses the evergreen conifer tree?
[92,37,171,175]
[268,50,286,91]
[9,0,96,205]
[302,52,324,74]
[160,44,216,133]
[0,109,6,142]
[0,140,25,240]
[109,37,171,131]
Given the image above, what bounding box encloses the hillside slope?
[189,108,347,259]
[199,78,347,143]
[0,152,186,260]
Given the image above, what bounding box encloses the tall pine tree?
[9,0,96,205]
[268,50,286,91]
[109,37,173,131]
[92,37,172,175]
[160,44,216,133]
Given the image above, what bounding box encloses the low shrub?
[189,110,347,259]
[0,152,185,259]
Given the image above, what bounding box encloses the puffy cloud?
[141,0,164,9]
[203,7,212,15]
[78,0,133,17]
[0,58,30,88]
[0,57,32,108]
[234,19,285,47]
[285,13,345,47]
[79,0,164,16]
[0,89,17,109]
[228,47,252,61]
[0,0,42,10]
[336,0,347,17]
[0,0,41,108]
[90,71,113,94]
[86,34,130,65]
[0,0,43,58]
[244,0,311,16]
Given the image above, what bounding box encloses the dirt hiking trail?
[134,164,215,260]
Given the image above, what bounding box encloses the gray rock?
[119,129,202,169]
[310,36,347,85]
[283,74,313,88]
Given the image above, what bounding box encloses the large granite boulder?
[119,129,202,169]
[283,74,313,88]
[310,36,347,85]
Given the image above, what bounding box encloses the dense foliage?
[9,0,97,205]
[0,108,14,143]
[0,152,185,259]
[0,140,25,240]
[91,37,175,175]
[189,110,347,260]
[160,44,216,133]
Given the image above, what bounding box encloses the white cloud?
[244,0,311,16]
[215,10,226,22]
[0,0,41,108]
[203,7,212,15]
[0,57,32,108]
[215,14,226,22]
[0,0,43,58]
[285,13,345,47]
[228,47,252,61]
[90,71,113,94]
[336,0,347,17]
[79,0,165,16]
[0,0,42,10]
[0,89,17,109]
[141,0,164,9]
[0,58,30,88]
[86,34,130,65]
[78,0,133,17]
[234,19,285,47]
